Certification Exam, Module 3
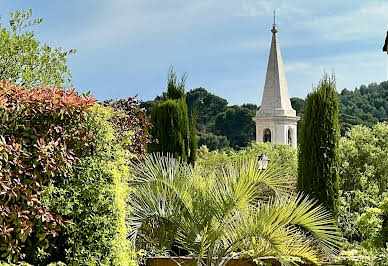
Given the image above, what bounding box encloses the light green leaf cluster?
[0,9,74,88]
[338,122,388,256]
[41,105,136,265]
[196,142,297,180]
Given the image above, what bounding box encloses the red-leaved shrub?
[102,97,152,156]
[0,83,96,262]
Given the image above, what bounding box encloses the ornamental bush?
[0,83,138,265]
[0,83,95,262]
[42,105,136,265]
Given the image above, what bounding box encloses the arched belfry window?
[287,128,292,146]
[263,128,271,143]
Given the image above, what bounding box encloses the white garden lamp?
[257,153,270,170]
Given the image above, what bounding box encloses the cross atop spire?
[273,10,276,28]
[271,10,278,34]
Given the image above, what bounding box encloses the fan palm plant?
[129,153,341,265]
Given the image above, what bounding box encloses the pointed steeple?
[256,20,296,117]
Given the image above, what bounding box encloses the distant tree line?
[141,80,388,150]
[142,87,256,150]
[292,81,388,134]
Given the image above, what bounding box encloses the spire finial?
[271,10,278,34]
[273,10,276,28]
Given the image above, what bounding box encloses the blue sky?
[1,0,388,105]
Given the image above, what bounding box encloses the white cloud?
[284,49,387,99]
[302,0,388,42]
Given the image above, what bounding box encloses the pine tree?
[297,74,340,216]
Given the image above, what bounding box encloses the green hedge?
[42,105,136,265]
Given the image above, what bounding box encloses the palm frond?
[128,153,341,265]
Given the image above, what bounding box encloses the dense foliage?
[291,81,388,135]
[130,154,341,265]
[339,81,388,133]
[143,87,256,151]
[148,98,191,161]
[188,112,198,163]
[0,83,139,265]
[197,131,230,151]
[102,97,152,157]
[290,97,306,115]
[0,83,95,262]
[196,142,297,179]
[148,69,196,163]
[0,9,74,89]
[298,74,340,216]
[214,105,255,149]
[337,123,388,261]
[42,105,135,265]
[186,87,228,132]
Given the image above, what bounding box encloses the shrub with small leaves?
[41,105,137,265]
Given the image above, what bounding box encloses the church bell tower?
[252,13,299,148]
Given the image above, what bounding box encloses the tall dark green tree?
[148,98,190,160]
[188,111,198,164]
[297,74,340,216]
[167,67,186,100]
[148,68,196,162]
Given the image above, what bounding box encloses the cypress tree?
[167,67,186,100]
[148,98,190,160]
[148,68,196,162]
[297,73,340,216]
[188,111,198,164]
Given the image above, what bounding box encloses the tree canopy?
[214,105,255,149]
[186,87,228,131]
[0,9,74,89]
[147,69,196,163]
[292,81,388,135]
